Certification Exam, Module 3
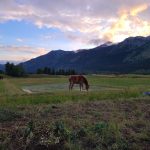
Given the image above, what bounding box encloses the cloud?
[130,4,148,16]
[0,0,150,46]
[0,45,47,54]
[16,38,24,42]
[88,39,102,46]
[0,45,48,61]
[102,3,150,42]
[66,33,103,46]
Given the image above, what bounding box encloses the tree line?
[5,62,25,77]
[37,67,77,75]
[2,62,77,77]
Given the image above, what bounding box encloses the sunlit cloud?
[102,3,150,42]
[0,0,150,50]
[130,4,148,16]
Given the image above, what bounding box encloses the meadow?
[0,75,150,149]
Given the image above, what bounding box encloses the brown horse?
[69,75,89,91]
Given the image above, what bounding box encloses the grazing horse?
[69,75,89,91]
[0,76,3,80]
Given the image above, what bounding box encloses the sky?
[0,0,150,63]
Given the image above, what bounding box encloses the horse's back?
[69,75,85,83]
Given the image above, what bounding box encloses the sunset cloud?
[0,0,150,61]
[101,3,150,42]
[130,4,148,16]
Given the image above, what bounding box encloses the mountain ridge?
[1,35,150,74]
[21,35,150,73]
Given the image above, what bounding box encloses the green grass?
[0,75,150,106]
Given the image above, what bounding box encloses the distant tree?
[37,67,53,74]
[16,64,25,77]
[37,68,43,74]
[5,62,13,75]
[36,67,77,75]
[61,69,65,75]
[51,68,55,75]
[43,67,52,74]
[64,69,76,75]
[47,68,51,74]
[70,69,76,75]
[56,69,64,75]
[5,62,25,77]
[0,70,4,74]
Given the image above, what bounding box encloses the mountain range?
[0,64,4,71]
[1,36,150,74]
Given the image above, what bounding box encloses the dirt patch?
[0,99,150,149]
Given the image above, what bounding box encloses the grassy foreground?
[0,75,150,149]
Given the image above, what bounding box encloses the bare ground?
[0,98,150,150]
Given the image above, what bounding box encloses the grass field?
[0,75,150,149]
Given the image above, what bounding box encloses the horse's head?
[86,84,89,91]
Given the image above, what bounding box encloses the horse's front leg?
[80,83,83,91]
[80,82,83,91]
[71,83,74,90]
[81,83,83,91]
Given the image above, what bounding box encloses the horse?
[69,75,89,91]
[0,76,3,80]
